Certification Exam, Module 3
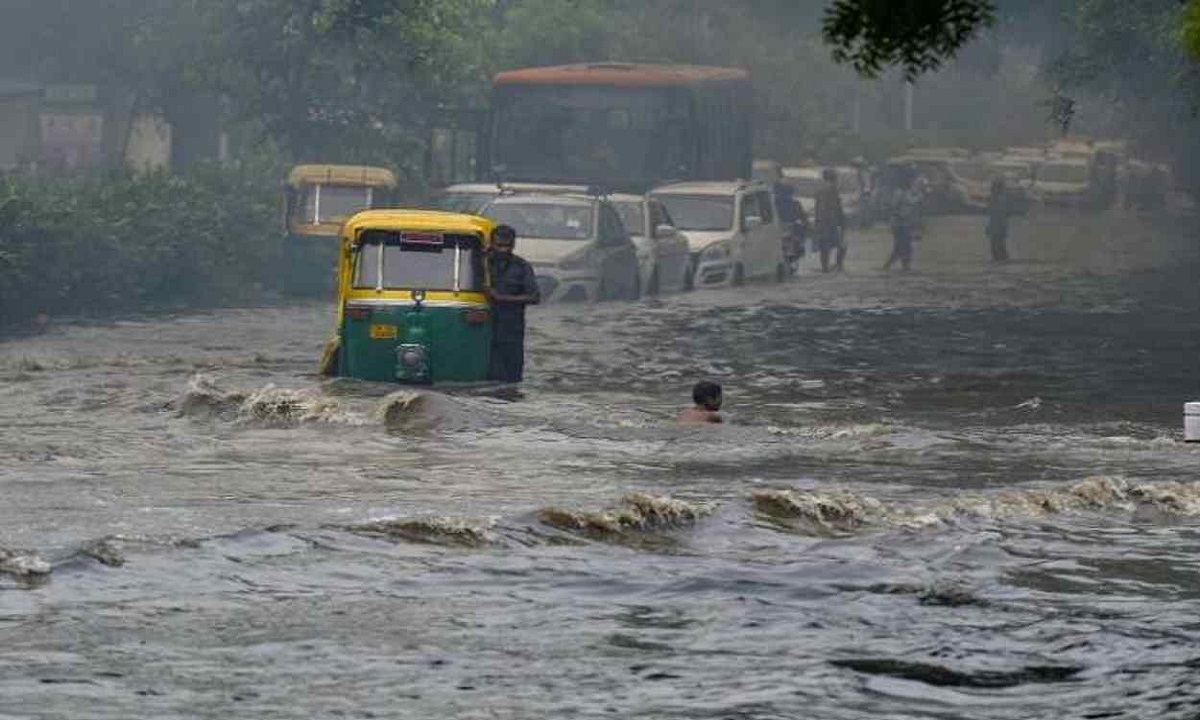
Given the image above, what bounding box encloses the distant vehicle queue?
[287,62,1175,310]
[300,62,1179,388]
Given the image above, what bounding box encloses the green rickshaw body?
[322,210,497,385]
[284,164,399,295]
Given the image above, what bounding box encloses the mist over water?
[2,213,1200,718]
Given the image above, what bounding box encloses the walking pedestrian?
[986,177,1013,262]
[813,167,847,272]
[883,168,921,272]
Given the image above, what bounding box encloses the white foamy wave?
[177,374,369,426]
[0,547,51,578]
[349,515,498,546]
[539,493,717,539]
[754,477,1200,536]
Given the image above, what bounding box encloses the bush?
[0,163,283,329]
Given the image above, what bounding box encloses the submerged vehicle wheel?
[683,260,696,291]
[775,263,788,283]
[647,268,660,296]
[629,270,642,300]
[732,264,745,287]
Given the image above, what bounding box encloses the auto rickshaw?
[284,164,399,295]
[319,210,496,384]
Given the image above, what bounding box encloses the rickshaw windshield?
[352,231,483,292]
[294,184,374,225]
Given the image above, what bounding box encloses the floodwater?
[2,210,1199,719]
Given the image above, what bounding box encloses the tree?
[1184,0,1200,58]
[821,0,997,80]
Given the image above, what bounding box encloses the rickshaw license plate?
[369,323,398,339]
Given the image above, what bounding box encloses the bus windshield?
[653,195,733,232]
[353,232,481,291]
[491,86,682,186]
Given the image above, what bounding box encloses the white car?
[431,182,588,214]
[650,180,788,287]
[609,193,693,295]
[479,193,641,302]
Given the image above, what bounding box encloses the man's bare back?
[678,407,722,424]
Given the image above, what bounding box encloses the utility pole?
[904,81,914,134]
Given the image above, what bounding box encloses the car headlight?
[700,241,731,261]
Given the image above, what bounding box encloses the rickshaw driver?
[486,224,540,383]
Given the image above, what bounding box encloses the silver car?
[610,193,694,295]
[480,193,641,302]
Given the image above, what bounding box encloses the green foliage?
[1047,0,1200,196]
[822,0,997,81]
[0,164,281,328]
[1183,0,1200,58]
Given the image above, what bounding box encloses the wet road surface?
[1,209,1199,719]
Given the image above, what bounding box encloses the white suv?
[650,180,788,287]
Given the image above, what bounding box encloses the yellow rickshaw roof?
[287,164,398,187]
[341,209,496,241]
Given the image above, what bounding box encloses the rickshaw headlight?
[395,343,430,382]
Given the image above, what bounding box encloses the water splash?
[177,373,246,419]
[348,516,496,547]
[0,547,51,579]
[539,493,716,542]
[754,477,1200,536]
[177,374,368,426]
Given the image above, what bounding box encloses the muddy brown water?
[1,210,1199,719]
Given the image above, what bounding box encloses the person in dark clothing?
[486,224,540,383]
[883,168,921,272]
[813,167,847,272]
[985,177,1012,262]
[772,181,805,272]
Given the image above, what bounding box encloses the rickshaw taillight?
[463,308,490,324]
[345,306,371,320]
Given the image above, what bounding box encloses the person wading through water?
[678,381,724,424]
[986,176,1014,263]
[486,224,540,383]
[813,167,847,272]
[883,167,922,272]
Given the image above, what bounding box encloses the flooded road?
[2,210,1200,719]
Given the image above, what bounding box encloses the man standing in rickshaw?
[487,225,540,383]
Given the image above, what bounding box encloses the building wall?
[41,111,106,170]
[0,94,42,169]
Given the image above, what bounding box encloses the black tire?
[732,264,745,287]
[683,260,696,291]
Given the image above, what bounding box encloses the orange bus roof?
[494,63,749,88]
